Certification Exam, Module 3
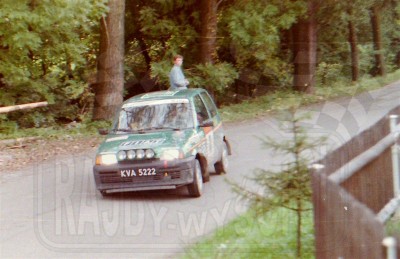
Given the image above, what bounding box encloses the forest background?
[0,0,399,132]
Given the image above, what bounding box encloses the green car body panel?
[93,88,230,197]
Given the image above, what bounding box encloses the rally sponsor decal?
[105,136,129,142]
[120,138,165,147]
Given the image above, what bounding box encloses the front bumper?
[93,156,196,194]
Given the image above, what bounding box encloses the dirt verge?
[0,135,103,173]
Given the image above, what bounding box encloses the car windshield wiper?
[139,126,182,131]
[158,126,182,131]
[111,128,135,133]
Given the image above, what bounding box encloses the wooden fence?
[312,105,400,259]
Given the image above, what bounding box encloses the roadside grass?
[220,70,400,122]
[0,119,111,140]
[182,207,315,259]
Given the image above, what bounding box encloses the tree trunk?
[296,200,302,259]
[200,0,218,64]
[93,0,125,120]
[292,0,317,94]
[396,49,400,69]
[0,73,5,88]
[370,6,386,76]
[391,0,400,68]
[348,19,359,82]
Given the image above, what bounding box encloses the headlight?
[117,150,127,161]
[136,149,145,159]
[96,154,117,165]
[127,150,136,159]
[145,149,155,159]
[161,149,182,161]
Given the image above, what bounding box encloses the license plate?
[120,168,156,177]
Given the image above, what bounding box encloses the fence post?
[310,163,325,259]
[390,115,400,197]
[383,237,397,259]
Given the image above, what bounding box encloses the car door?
[199,91,223,163]
[193,94,215,162]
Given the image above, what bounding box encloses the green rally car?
[93,88,231,197]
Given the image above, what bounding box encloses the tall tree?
[391,0,400,68]
[370,5,386,76]
[93,0,126,120]
[199,0,218,64]
[348,10,360,82]
[316,0,376,82]
[344,0,375,81]
[292,0,318,93]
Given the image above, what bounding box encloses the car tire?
[188,159,203,197]
[215,141,229,174]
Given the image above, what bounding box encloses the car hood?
[97,129,202,155]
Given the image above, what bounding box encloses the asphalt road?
[1,80,400,258]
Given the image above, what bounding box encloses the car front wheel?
[188,159,203,197]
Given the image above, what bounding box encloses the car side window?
[194,95,210,124]
[200,92,217,118]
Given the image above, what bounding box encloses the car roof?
[123,88,206,105]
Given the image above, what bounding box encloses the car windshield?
[113,101,194,132]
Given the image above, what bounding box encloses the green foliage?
[316,69,400,99]
[182,207,315,259]
[189,63,239,93]
[2,0,400,133]
[150,56,239,94]
[397,3,400,24]
[220,69,400,122]
[126,0,306,92]
[220,0,306,88]
[317,0,400,79]
[0,120,18,135]
[0,0,108,126]
[230,112,325,213]
[358,44,377,76]
[124,0,200,92]
[380,1,400,69]
[229,111,325,258]
[150,60,172,89]
[135,0,199,63]
[0,118,112,140]
[316,62,345,86]
[385,214,400,236]
[220,90,320,122]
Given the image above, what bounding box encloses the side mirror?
[98,128,109,135]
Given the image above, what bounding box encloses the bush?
[189,63,239,93]
[316,62,344,86]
